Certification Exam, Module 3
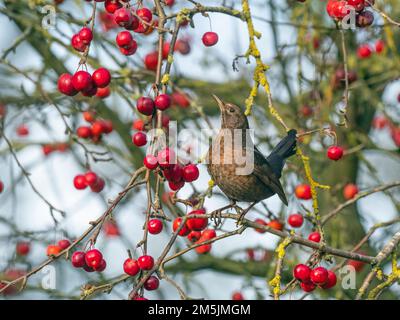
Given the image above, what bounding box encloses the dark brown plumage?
[207,95,297,206]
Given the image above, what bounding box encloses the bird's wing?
[253,148,288,206]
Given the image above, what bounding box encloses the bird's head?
[212,94,249,129]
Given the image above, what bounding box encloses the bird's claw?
[210,209,223,228]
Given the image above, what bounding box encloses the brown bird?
[207,95,297,219]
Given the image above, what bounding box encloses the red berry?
[104,0,122,14]
[200,229,217,240]
[92,68,111,88]
[172,92,190,108]
[137,96,155,116]
[202,32,219,47]
[91,121,104,136]
[126,15,140,31]
[308,232,321,243]
[187,231,202,242]
[232,292,244,300]
[182,164,199,182]
[295,184,312,200]
[157,148,176,168]
[144,51,159,71]
[357,45,372,58]
[195,242,212,254]
[172,217,190,236]
[144,276,159,291]
[348,258,365,272]
[154,94,171,110]
[288,213,304,228]
[144,154,158,170]
[90,177,105,193]
[57,239,71,250]
[96,86,111,98]
[47,245,61,256]
[0,181,4,194]
[300,281,316,292]
[186,209,208,231]
[136,7,152,22]
[83,111,96,123]
[78,27,93,45]
[114,8,132,27]
[16,242,30,256]
[133,131,147,147]
[84,171,98,186]
[58,73,78,96]
[168,180,185,191]
[72,71,93,92]
[133,119,145,131]
[375,39,385,53]
[254,218,268,233]
[101,120,113,134]
[343,183,359,200]
[73,175,87,190]
[148,219,163,234]
[116,31,133,48]
[321,270,337,289]
[310,267,329,285]
[293,264,311,282]
[175,39,191,55]
[268,220,283,231]
[77,126,92,138]
[123,258,140,276]
[104,220,120,237]
[95,259,107,272]
[119,40,138,56]
[372,116,388,129]
[137,255,154,270]
[327,146,344,161]
[16,124,29,136]
[71,34,87,52]
[85,249,103,269]
[71,251,86,268]
[163,164,183,182]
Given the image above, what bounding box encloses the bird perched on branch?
[207,95,297,220]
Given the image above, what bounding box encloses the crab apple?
[172,217,190,236]
[268,219,283,231]
[42,144,53,156]
[71,34,86,52]
[168,180,184,191]
[71,251,86,268]
[143,154,158,170]
[73,175,87,190]
[78,27,93,45]
[327,146,344,161]
[343,183,359,200]
[202,32,218,47]
[101,120,113,134]
[144,276,159,291]
[83,264,95,273]
[165,0,174,6]
[72,71,93,92]
[357,45,372,58]
[133,119,145,131]
[295,184,312,200]
[132,132,147,147]
[310,267,329,285]
[308,232,321,243]
[348,0,365,11]
[172,92,190,108]
[47,244,61,256]
[288,214,304,228]
[300,105,313,117]
[16,124,29,136]
[148,219,163,234]
[58,73,78,96]
[175,39,191,55]
[96,86,110,98]
[254,218,268,233]
[91,121,105,136]
[348,258,365,272]
[300,281,316,292]
[16,242,30,256]
[200,229,217,240]
[326,0,337,17]
[144,51,159,71]
[77,126,92,139]
[138,255,154,270]
[81,83,98,97]
[136,7,153,23]
[163,164,183,182]
[84,171,98,187]
[114,7,132,27]
[123,258,140,276]
[83,110,96,123]
[375,40,385,53]
[186,209,208,231]
[92,68,111,88]
[126,15,140,31]
[137,96,155,116]
[90,177,105,193]
[157,148,176,168]
[85,249,103,269]
[182,164,199,182]
[195,243,212,254]
[321,270,337,289]
[293,264,311,283]
[162,114,170,128]
[57,239,71,250]
[104,220,120,236]
[95,259,107,272]
[356,10,374,27]
[154,94,171,111]
[104,0,121,14]
[116,31,133,48]
[232,292,244,300]
[119,40,138,56]
[187,231,202,242]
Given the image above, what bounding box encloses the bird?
[206,94,297,221]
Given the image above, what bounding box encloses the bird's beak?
[212,94,225,112]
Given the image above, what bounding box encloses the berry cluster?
[254,218,284,233]
[42,143,69,156]
[357,40,385,59]
[123,255,159,292]
[293,264,337,292]
[76,111,113,142]
[326,0,375,28]
[71,27,93,53]
[73,171,105,193]
[46,239,71,257]
[71,248,106,273]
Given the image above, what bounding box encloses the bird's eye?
[229,108,235,113]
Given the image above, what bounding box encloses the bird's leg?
[236,201,258,226]
[211,200,236,228]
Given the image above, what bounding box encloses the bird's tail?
[267,129,297,177]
